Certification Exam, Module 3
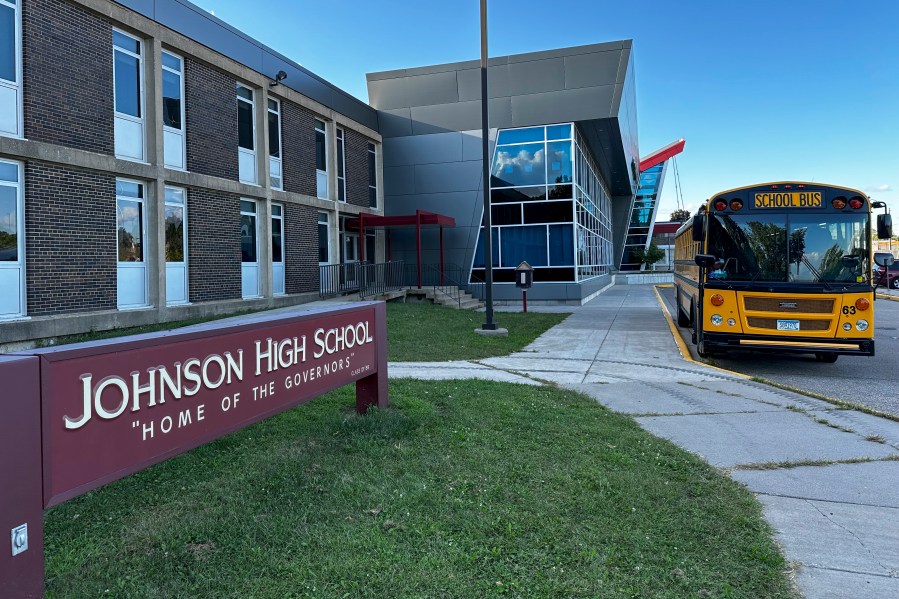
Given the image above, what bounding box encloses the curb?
[652,285,751,380]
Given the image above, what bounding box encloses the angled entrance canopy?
[639,138,686,172]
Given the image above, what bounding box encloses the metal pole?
[416,210,422,289]
[480,0,496,330]
[522,289,527,313]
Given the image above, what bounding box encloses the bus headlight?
[843,323,852,331]
[856,320,869,332]
[711,314,723,326]
[727,318,736,327]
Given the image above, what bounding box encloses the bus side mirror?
[692,215,705,242]
[874,252,895,268]
[695,254,716,269]
[877,214,893,239]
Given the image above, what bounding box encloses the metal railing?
[319,261,405,299]
[319,263,361,298]
[404,263,484,309]
[360,261,404,298]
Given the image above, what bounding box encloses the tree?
[670,208,691,223]
[633,242,666,268]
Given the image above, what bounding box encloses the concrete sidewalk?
[391,285,899,599]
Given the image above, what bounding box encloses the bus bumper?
[702,333,875,357]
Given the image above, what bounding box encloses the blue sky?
[202,0,898,219]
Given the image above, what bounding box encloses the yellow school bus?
[674,182,893,361]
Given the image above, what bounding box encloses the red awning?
[639,138,685,172]
[346,210,455,230]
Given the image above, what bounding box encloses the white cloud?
[865,184,892,193]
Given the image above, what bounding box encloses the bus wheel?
[676,289,690,326]
[815,353,838,363]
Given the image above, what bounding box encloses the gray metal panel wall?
[112,0,378,130]
[369,42,640,287]
[383,129,496,276]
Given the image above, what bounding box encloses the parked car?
[874,262,899,289]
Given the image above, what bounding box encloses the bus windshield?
[708,213,870,284]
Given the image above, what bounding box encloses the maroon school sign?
[0,302,387,598]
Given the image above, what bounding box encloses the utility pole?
[479,0,497,331]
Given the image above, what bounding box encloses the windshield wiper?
[800,255,834,292]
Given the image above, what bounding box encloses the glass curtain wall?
[471,123,613,283]
[620,163,664,271]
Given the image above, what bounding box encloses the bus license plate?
[777,319,800,331]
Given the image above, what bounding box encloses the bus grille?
[743,297,835,314]
[746,317,832,331]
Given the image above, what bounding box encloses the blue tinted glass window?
[549,225,574,265]
[116,180,142,198]
[162,69,181,129]
[0,186,17,262]
[237,99,253,150]
[496,127,544,145]
[0,5,14,83]
[114,51,141,117]
[113,31,140,54]
[546,124,571,140]
[492,186,546,203]
[0,161,17,182]
[501,225,547,267]
[546,141,572,184]
[117,199,143,262]
[492,143,546,187]
[161,51,181,71]
[473,227,499,267]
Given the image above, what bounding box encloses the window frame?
[271,202,284,266]
[315,118,328,199]
[0,158,24,318]
[336,127,346,203]
[236,83,258,185]
[160,49,186,170]
[317,211,330,265]
[115,178,149,309]
[0,0,23,139]
[163,185,187,265]
[112,28,146,161]
[267,97,283,190]
[368,142,378,209]
[163,185,189,305]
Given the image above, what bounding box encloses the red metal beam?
[639,138,685,172]
[347,211,456,230]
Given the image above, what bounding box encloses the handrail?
[420,263,484,308]
[359,261,404,298]
[320,261,405,299]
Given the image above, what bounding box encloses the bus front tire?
[815,353,838,363]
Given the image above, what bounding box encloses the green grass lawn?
[386,302,568,361]
[41,301,566,364]
[45,380,795,598]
